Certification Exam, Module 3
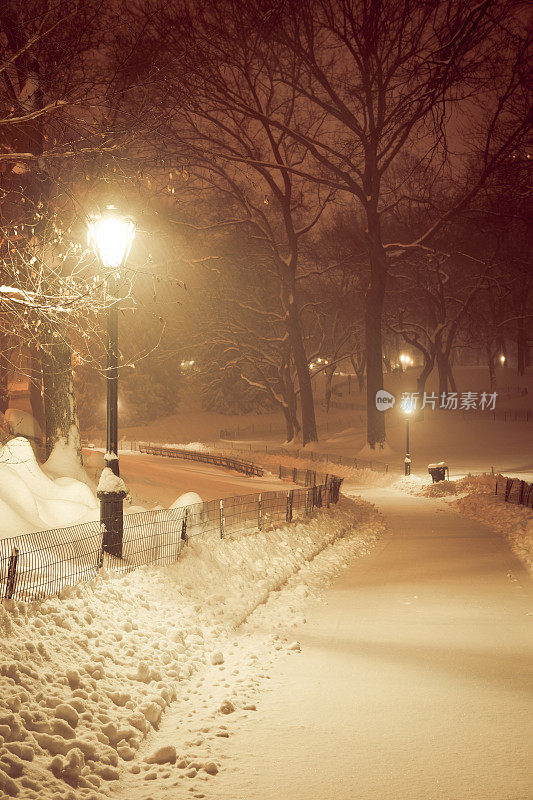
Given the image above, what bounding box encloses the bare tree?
[209,0,531,445]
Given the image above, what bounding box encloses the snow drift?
[0,495,382,798]
[0,438,99,540]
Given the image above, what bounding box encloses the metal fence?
[495,477,533,509]
[137,443,263,476]
[223,443,390,473]
[0,476,343,603]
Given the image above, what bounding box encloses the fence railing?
[495,476,533,509]
[137,443,263,476]
[222,442,390,473]
[0,476,343,603]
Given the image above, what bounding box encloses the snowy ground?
[83,448,294,510]
[0,496,382,799]
[1,373,532,799]
[182,485,532,800]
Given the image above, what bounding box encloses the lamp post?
[400,398,414,475]
[88,207,135,558]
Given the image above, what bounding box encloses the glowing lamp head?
[88,207,135,270]
[500,354,506,365]
[400,397,415,414]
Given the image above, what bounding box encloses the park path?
[200,487,533,800]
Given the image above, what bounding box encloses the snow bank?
[4,409,42,441]
[163,441,208,452]
[416,473,533,573]
[0,438,98,540]
[456,491,533,571]
[43,436,92,488]
[0,495,382,797]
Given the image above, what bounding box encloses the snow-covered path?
[187,487,533,800]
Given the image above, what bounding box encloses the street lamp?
[499,354,506,366]
[399,353,410,372]
[400,397,414,475]
[88,207,135,558]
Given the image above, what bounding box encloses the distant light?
[500,354,506,365]
[400,353,410,365]
[88,207,135,269]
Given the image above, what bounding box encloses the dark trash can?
[428,462,449,483]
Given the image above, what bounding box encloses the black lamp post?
[88,208,135,558]
[401,399,414,476]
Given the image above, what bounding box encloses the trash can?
[428,462,449,483]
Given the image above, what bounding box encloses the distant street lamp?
[400,397,414,475]
[499,354,506,366]
[88,207,135,558]
[399,353,410,372]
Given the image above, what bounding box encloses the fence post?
[504,479,512,502]
[292,467,297,483]
[258,493,262,530]
[219,499,225,538]
[6,547,19,600]
[286,490,294,522]
[181,508,189,543]
[325,475,330,507]
[519,481,525,505]
[279,465,282,480]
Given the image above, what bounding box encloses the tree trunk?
[447,361,457,393]
[364,208,387,447]
[324,365,335,413]
[517,321,527,376]
[0,339,8,414]
[281,277,317,445]
[486,344,496,391]
[280,361,300,442]
[28,351,45,433]
[281,404,295,442]
[436,349,449,396]
[415,353,435,421]
[41,334,83,465]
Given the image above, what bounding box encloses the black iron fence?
[137,443,263,476]
[0,476,343,603]
[223,443,390,473]
[495,477,533,509]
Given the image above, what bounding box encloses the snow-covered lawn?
[0,495,383,799]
